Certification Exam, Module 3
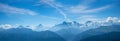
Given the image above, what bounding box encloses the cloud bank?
[0,17,120,31]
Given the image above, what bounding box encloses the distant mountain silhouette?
[0,27,66,41]
[80,32,120,41]
[74,24,120,41]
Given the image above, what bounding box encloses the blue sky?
[0,0,120,27]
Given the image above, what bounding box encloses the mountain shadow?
[74,25,120,41]
[80,32,120,41]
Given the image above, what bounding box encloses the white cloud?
[105,17,119,23]
[0,3,62,20]
[40,15,62,20]
[0,24,12,29]
[69,5,88,13]
[83,5,111,13]
[77,16,120,26]
[98,17,120,26]
[77,15,101,23]
[79,17,120,31]
[25,24,50,31]
[69,5,111,14]
[80,0,96,6]
[39,0,70,21]
[35,0,112,21]
[0,24,20,29]
[0,3,37,15]
[66,0,111,14]
[119,20,120,23]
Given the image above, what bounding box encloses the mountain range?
[0,27,66,41]
[0,21,120,41]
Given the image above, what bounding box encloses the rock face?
[0,27,66,41]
